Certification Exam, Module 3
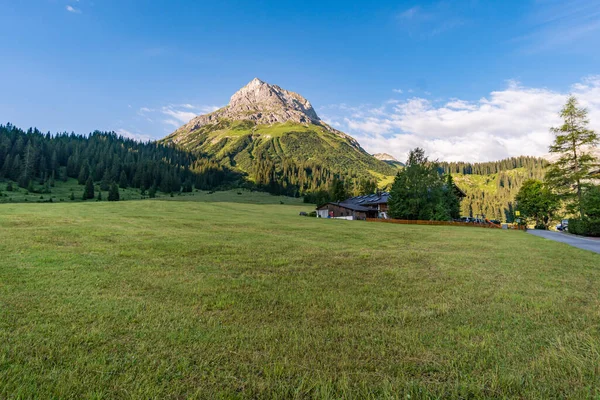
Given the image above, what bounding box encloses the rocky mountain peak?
[373,153,400,162]
[228,78,320,123]
[178,79,322,132]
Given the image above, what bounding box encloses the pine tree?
[18,142,36,188]
[148,185,157,198]
[82,177,94,200]
[330,177,347,202]
[444,174,461,219]
[545,96,599,218]
[78,164,89,185]
[108,182,120,201]
[119,170,128,189]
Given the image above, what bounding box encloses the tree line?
[0,123,241,197]
[0,123,378,202]
[439,156,548,175]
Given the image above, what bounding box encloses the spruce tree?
[330,177,347,202]
[545,96,599,218]
[82,177,94,200]
[108,182,120,201]
[78,164,89,185]
[444,174,461,219]
[119,171,128,189]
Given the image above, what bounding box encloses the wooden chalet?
[316,192,390,220]
[316,186,466,220]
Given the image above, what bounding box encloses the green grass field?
[0,179,305,206]
[1,196,600,398]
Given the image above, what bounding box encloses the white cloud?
[116,129,152,142]
[162,107,197,124]
[321,76,600,163]
[66,5,81,13]
[160,104,220,124]
[392,89,403,94]
[135,103,220,132]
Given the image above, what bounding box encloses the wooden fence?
[366,218,527,230]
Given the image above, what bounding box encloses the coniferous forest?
[0,123,550,220]
[440,156,549,221]
[0,123,377,202]
[0,123,238,197]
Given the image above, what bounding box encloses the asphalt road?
[526,230,600,254]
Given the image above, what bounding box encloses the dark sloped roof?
[345,192,390,206]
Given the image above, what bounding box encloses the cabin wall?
[316,204,368,220]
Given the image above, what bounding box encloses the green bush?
[568,219,600,237]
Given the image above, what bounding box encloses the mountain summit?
[229,78,320,124]
[373,153,399,162]
[162,79,396,192]
[178,78,321,134]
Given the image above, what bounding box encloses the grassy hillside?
[453,167,546,221]
[2,199,600,398]
[162,120,396,190]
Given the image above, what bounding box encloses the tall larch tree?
[545,96,599,218]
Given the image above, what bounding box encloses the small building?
[345,192,391,217]
[316,202,378,220]
[316,187,465,221]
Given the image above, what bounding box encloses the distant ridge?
[373,153,404,168]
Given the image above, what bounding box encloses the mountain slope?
[161,79,395,195]
[440,156,549,221]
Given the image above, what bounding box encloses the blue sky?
[1,0,599,161]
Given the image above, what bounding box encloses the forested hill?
[439,156,548,175]
[444,156,549,221]
[0,123,382,199]
[161,78,394,197]
[0,123,239,195]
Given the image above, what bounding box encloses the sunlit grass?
[1,199,600,398]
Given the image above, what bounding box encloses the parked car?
[557,219,569,231]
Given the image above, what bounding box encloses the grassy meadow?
[0,179,305,205]
[1,195,600,398]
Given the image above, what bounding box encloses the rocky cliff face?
[169,78,359,146]
[177,78,322,133]
[373,153,400,162]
